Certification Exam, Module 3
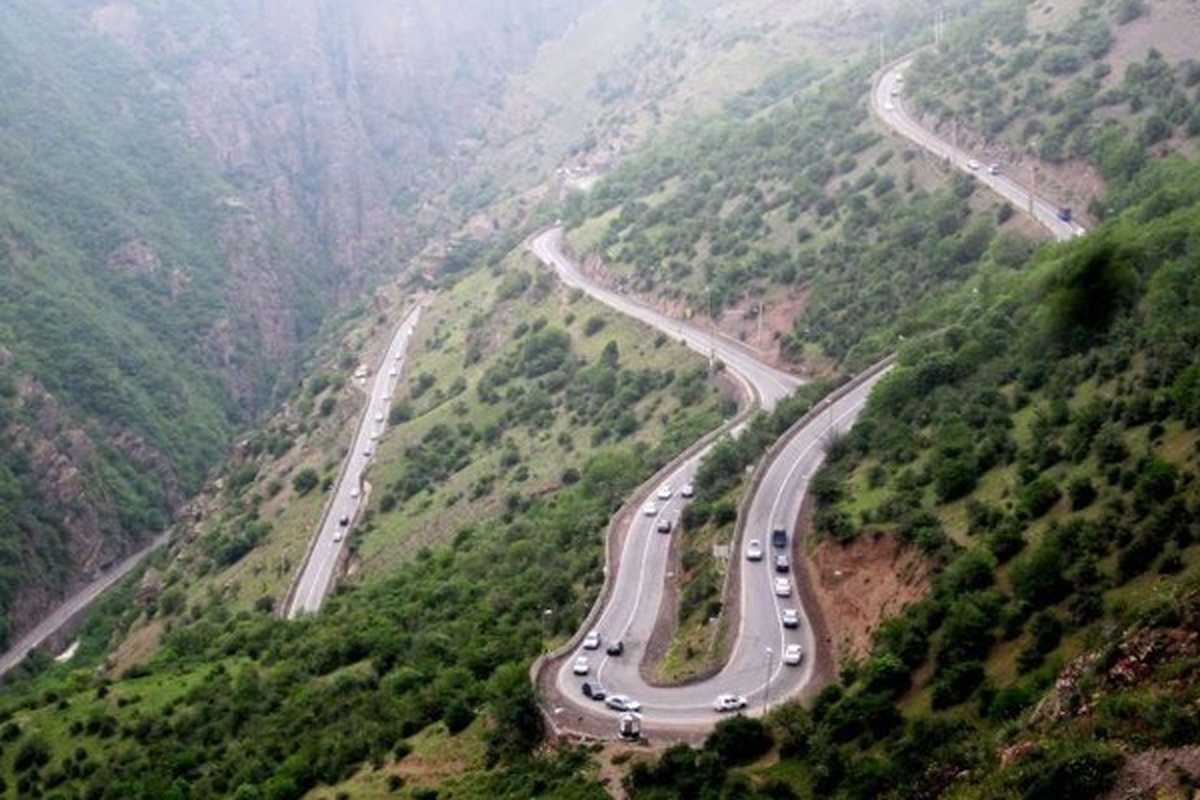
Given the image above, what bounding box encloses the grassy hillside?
[3,0,1198,797]
[775,161,1200,799]
[905,0,1200,217]
[0,227,735,797]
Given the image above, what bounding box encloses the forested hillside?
[616,151,1200,800]
[0,232,733,799]
[0,0,601,643]
[1,0,1198,797]
[585,0,1200,796]
[0,0,239,643]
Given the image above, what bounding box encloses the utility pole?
[706,285,715,369]
[765,647,773,714]
[1029,164,1036,215]
[757,302,765,349]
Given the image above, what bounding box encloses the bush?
[1019,476,1060,519]
[1004,740,1123,800]
[1068,477,1096,510]
[704,715,773,765]
[13,734,51,773]
[931,661,985,709]
[292,468,320,496]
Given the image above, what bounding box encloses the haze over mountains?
[0,0,915,646]
[1,0,1199,797]
[0,0,599,640]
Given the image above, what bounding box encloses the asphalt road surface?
[0,533,169,680]
[286,298,430,617]
[872,58,1087,243]
[531,229,890,733]
[529,229,800,412]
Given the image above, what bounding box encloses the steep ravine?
[0,0,600,645]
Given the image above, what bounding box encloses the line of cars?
[707,526,808,714]
[575,480,696,715]
[574,629,640,712]
[642,481,694,533]
[745,526,807,692]
[577,510,809,718]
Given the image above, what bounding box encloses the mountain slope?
[0,0,603,642]
[2,0,1198,797]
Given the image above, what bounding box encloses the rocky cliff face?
[0,0,597,643]
[90,0,594,325]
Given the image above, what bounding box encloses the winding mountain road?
[530,230,890,736]
[531,53,1096,736]
[873,58,1087,243]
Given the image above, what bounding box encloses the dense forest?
[0,0,241,642]
[0,0,600,643]
[1,0,1198,798]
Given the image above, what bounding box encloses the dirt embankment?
[797,500,931,668]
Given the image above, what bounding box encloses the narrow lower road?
[0,533,169,681]
[286,297,430,618]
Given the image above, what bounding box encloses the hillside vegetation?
[0,0,241,640]
[2,0,1199,798]
[0,0,611,642]
[0,229,736,797]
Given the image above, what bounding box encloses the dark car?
[606,640,625,657]
[771,528,788,549]
[581,681,606,701]
[1057,207,1073,222]
[656,518,673,533]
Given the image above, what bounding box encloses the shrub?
[12,734,51,773]
[704,715,773,765]
[292,468,320,496]
[1019,476,1060,519]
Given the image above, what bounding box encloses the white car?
[987,163,1000,175]
[375,412,385,423]
[967,159,981,170]
[605,694,641,712]
[781,609,800,629]
[783,644,804,666]
[643,503,658,516]
[657,485,673,500]
[713,693,748,713]
[681,483,695,498]
[774,577,792,597]
[572,656,589,675]
[745,539,764,561]
[350,486,360,498]
[583,630,601,650]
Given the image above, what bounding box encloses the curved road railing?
[529,229,892,739]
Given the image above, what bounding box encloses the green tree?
[292,468,320,496]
